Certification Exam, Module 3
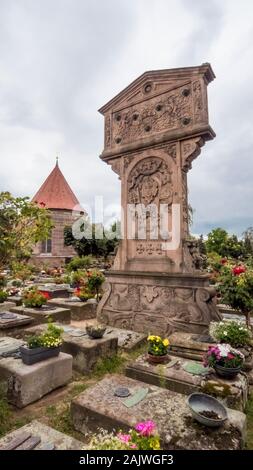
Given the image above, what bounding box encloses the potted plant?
[20,323,63,365]
[86,270,105,299]
[147,335,169,364]
[22,287,48,308]
[74,287,94,302]
[86,323,106,339]
[203,343,244,379]
[89,420,160,450]
[0,290,8,303]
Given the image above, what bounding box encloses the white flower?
[223,331,227,335]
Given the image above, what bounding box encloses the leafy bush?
[218,263,253,327]
[209,320,252,347]
[75,287,94,302]
[66,256,92,272]
[86,270,105,297]
[0,290,8,303]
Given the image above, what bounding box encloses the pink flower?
[117,433,131,444]
[130,444,137,449]
[135,420,156,437]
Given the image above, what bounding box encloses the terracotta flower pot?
[147,353,169,364]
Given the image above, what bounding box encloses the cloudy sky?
[0,0,252,236]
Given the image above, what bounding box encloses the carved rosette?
[97,280,222,336]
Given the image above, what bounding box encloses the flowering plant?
[86,270,105,298]
[209,320,252,347]
[22,287,48,308]
[27,323,63,349]
[218,263,253,328]
[0,289,8,303]
[203,343,244,369]
[74,286,94,302]
[147,335,169,356]
[89,420,160,450]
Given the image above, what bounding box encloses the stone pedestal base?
[126,354,248,411]
[10,306,71,325]
[0,420,83,450]
[98,271,221,335]
[0,352,72,408]
[0,313,33,337]
[48,298,97,321]
[71,374,246,450]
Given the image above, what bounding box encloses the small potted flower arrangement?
[147,335,169,364]
[22,287,48,308]
[203,343,244,379]
[86,322,106,339]
[20,323,63,365]
[74,287,94,302]
[89,420,160,450]
[0,290,8,303]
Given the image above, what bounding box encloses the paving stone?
[71,374,246,450]
[10,305,71,324]
[126,354,249,410]
[0,302,16,312]
[48,297,97,321]
[0,312,33,337]
[0,352,72,407]
[0,420,83,450]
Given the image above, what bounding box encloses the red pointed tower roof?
[32,159,82,211]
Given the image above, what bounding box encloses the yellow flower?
[148,335,155,341]
[163,339,169,347]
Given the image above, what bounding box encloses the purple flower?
[135,420,156,437]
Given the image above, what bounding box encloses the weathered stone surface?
[36,285,71,299]
[71,374,246,449]
[0,353,72,407]
[98,64,221,335]
[0,313,33,337]
[10,305,71,324]
[0,302,15,312]
[7,296,22,306]
[168,331,211,360]
[0,420,83,450]
[126,354,249,410]
[48,297,97,321]
[0,337,25,357]
[16,324,118,374]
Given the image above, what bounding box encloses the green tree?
[0,192,53,269]
[206,228,244,259]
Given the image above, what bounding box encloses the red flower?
[39,291,51,300]
[232,265,246,276]
[74,287,81,295]
[227,353,235,359]
[220,258,227,265]
[39,201,46,207]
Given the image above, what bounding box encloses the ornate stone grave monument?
[97,64,221,335]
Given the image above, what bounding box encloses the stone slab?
[7,296,22,306]
[16,324,118,374]
[37,285,70,299]
[71,374,246,450]
[0,302,15,312]
[0,352,72,407]
[222,313,253,325]
[126,354,248,411]
[168,331,211,361]
[0,420,83,450]
[0,313,33,337]
[0,337,25,357]
[10,305,71,324]
[48,297,97,321]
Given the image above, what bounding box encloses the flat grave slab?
[126,354,248,411]
[0,420,83,450]
[0,312,33,337]
[0,352,72,407]
[71,374,246,450]
[48,297,97,321]
[7,296,22,306]
[0,336,25,357]
[17,324,118,374]
[107,327,146,350]
[0,301,15,312]
[37,284,71,299]
[10,305,71,324]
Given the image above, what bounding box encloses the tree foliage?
[205,228,245,259]
[0,192,53,269]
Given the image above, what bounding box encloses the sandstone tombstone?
[97,64,221,335]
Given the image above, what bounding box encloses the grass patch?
[0,384,30,437]
[245,393,253,449]
[93,354,126,378]
[67,382,88,399]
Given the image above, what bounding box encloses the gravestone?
[10,305,71,324]
[97,64,221,335]
[0,312,33,337]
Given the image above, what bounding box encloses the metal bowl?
[187,392,228,427]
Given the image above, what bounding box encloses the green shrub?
[66,256,92,272]
[22,287,47,308]
[209,319,252,347]
[0,290,8,303]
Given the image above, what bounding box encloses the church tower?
[32,159,81,267]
